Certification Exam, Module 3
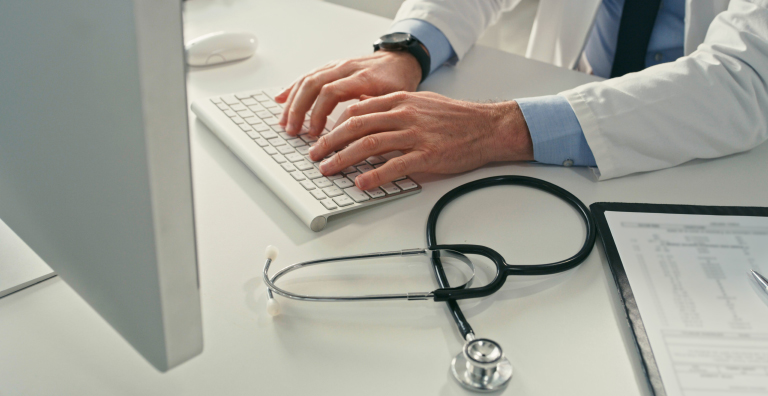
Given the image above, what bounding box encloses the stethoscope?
[262,175,596,392]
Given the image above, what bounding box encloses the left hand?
[307,91,534,191]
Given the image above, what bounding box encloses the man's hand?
[275,51,422,137]
[308,91,534,191]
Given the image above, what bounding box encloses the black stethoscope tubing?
[425,175,597,339]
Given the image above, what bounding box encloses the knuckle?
[400,105,419,119]
[391,157,409,174]
[303,75,319,89]
[337,59,352,69]
[346,102,360,116]
[361,135,379,151]
[317,136,329,150]
[348,116,364,132]
[392,91,409,102]
[368,170,383,185]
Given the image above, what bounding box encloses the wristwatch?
[373,32,431,83]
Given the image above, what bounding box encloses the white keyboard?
[191,88,421,231]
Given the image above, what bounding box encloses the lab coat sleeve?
[393,0,524,60]
[560,0,768,180]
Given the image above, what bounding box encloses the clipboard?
[590,202,768,396]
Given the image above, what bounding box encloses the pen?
[749,270,768,308]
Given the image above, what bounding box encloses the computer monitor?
[0,0,203,371]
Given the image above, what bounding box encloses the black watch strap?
[374,34,431,83]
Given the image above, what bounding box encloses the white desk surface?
[1,0,767,395]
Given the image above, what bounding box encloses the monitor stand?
[0,218,55,299]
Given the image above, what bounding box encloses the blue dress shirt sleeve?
[517,95,597,167]
[388,19,457,75]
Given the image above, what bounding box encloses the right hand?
[275,50,422,137]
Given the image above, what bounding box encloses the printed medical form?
[605,211,768,396]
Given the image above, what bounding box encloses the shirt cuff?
[517,95,597,167]
[388,19,456,75]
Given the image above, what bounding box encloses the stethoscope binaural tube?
[425,175,597,341]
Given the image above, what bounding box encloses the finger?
[333,91,407,129]
[317,131,412,176]
[309,112,404,161]
[356,152,426,190]
[286,66,354,136]
[276,61,341,104]
[274,84,294,103]
[308,75,368,137]
[279,76,305,126]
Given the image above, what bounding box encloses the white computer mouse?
[185,31,258,66]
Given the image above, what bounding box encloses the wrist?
[487,101,534,162]
[377,50,422,91]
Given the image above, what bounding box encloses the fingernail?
[319,159,330,173]
[356,177,367,190]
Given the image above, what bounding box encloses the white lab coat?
[394,0,768,180]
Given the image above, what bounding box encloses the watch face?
[380,32,411,45]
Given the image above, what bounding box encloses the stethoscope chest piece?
[451,338,513,392]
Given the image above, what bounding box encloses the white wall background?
[322,0,538,57]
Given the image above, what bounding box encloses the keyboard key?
[241,98,258,106]
[235,93,254,99]
[261,131,278,139]
[263,117,280,125]
[231,103,247,111]
[314,178,332,188]
[312,190,327,200]
[333,195,354,207]
[327,174,344,180]
[223,109,236,117]
[277,145,295,155]
[295,161,313,171]
[346,171,361,182]
[244,117,262,125]
[210,97,223,104]
[380,183,400,195]
[322,186,343,197]
[395,179,418,191]
[263,101,279,109]
[357,164,375,173]
[254,124,270,132]
[288,139,306,148]
[254,138,269,147]
[269,107,282,115]
[344,187,370,203]
[291,172,306,181]
[365,188,386,198]
[366,156,386,165]
[268,138,286,147]
[272,154,287,163]
[341,166,357,174]
[248,104,266,112]
[320,198,337,210]
[263,146,277,155]
[285,153,304,162]
[304,169,322,179]
[254,110,270,118]
[237,109,253,118]
[301,135,317,143]
[271,125,286,132]
[253,94,270,102]
[239,124,252,132]
[281,163,296,172]
[354,161,367,167]
[278,132,292,139]
[216,103,230,110]
[394,175,406,181]
[297,146,311,155]
[231,116,245,125]
[246,131,259,139]
[300,180,316,190]
[333,178,354,189]
[222,95,239,105]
